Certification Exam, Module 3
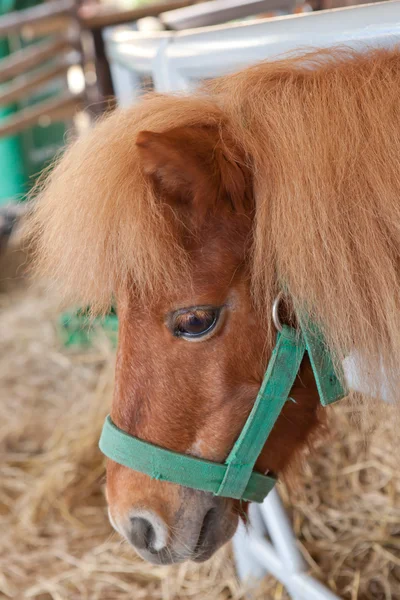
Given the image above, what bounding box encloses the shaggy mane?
[28,96,226,311]
[29,47,400,400]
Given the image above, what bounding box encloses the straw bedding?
[1,247,400,600]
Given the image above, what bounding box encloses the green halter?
[99,323,346,503]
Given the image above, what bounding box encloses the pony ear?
[136,126,250,217]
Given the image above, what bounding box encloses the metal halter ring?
[272,292,284,332]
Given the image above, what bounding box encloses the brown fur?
[26,47,400,560]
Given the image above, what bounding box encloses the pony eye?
[171,307,221,340]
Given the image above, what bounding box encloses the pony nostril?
[195,508,215,554]
[127,511,168,553]
[130,517,156,551]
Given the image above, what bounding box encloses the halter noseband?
[99,299,346,503]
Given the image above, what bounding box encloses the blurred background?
[1,0,400,598]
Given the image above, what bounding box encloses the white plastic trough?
[103,4,400,597]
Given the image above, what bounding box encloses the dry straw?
[1,252,400,599]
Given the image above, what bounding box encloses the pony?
[29,47,400,564]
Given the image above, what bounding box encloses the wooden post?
[89,28,116,112]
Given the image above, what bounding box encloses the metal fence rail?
[106,0,400,100]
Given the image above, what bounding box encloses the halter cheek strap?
[99,324,346,503]
[215,325,304,499]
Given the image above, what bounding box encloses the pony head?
[29,48,400,563]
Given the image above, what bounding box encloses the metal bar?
[108,62,142,108]
[260,488,306,573]
[104,29,172,74]
[248,502,268,537]
[232,518,268,583]
[164,0,400,86]
[250,537,293,583]
[104,1,400,94]
[250,537,341,600]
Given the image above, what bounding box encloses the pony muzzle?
[108,484,238,564]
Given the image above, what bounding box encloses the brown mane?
[29,46,400,401]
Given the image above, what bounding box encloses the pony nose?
[128,511,168,552]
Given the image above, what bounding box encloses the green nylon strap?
[99,323,346,502]
[300,322,344,406]
[216,325,305,498]
[99,325,308,503]
[100,414,277,502]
